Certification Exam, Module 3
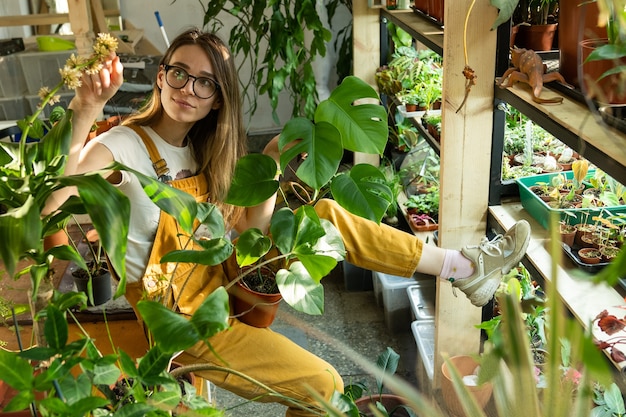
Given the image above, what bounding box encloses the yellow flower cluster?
[36,33,119,108]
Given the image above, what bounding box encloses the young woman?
[64,28,530,416]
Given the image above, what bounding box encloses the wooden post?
[433,0,498,389]
[68,0,94,55]
[90,0,109,34]
[352,1,381,166]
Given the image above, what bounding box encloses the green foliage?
[0,290,229,415]
[404,189,439,219]
[198,0,352,123]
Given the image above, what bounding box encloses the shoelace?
[469,234,504,257]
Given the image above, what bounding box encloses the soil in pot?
[577,248,602,264]
[233,267,282,328]
[600,246,621,263]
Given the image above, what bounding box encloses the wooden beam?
[352,1,381,166]
[433,0,498,389]
[90,0,108,33]
[68,0,94,55]
[0,13,70,27]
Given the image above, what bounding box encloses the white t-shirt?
[95,125,199,282]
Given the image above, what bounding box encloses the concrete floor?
[212,263,420,416]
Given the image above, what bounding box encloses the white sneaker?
[451,220,531,307]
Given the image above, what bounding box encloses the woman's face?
[157,44,221,124]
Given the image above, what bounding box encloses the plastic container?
[18,50,76,94]
[407,281,436,321]
[26,91,74,119]
[0,54,27,97]
[342,261,373,291]
[373,271,419,333]
[517,170,626,229]
[411,320,435,381]
[0,96,29,121]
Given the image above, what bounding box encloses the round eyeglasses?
[162,64,220,99]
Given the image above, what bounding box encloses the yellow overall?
[123,126,349,416]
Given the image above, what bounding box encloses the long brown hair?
[124,28,246,228]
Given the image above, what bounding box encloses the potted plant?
[512,0,560,51]
[336,347,418,417]
[67,223,112,307]
[580,0,626,104]
[404,186,439,232]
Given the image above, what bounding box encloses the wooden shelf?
[380,8,443,56]
[495,82,626,185]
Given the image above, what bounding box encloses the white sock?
[440,249,474,281]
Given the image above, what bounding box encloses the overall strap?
[127,124,170,180]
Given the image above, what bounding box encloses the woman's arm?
[44,54,124,214]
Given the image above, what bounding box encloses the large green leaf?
[137,300,199,353]
[0,348,34,391]
[330,164,392,224]
[279,118,343,190]
[276,262,324,315]
[139,287,229,353]
[315,76,387,155]
[0,195,41,277]
[44,305,68,352]
[189,286,230,339]
[234,228,272,267]
[59,173,130,297]
[40,109,72,172]
[490,0,521,29]
[225,153,279,207]
[112,162,198,235]
[270,206,326,256]
[160,237,233,266]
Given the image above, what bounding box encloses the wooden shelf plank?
[380,8,443,55]
[495,82,626,185]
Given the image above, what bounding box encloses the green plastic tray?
[517,171,626,229]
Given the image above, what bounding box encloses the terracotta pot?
[427,0,444,25]
[42,229,69,251]
[355,394,413,417]
[441,355,493,417]
[414,0,428,14]
[600,246,620,262]
[560,226,577,248]
[233,278,282,328]
[577,247,602,264]
[516,23,558,51]
[558,0,603,88]
[580,38,626,104]
[575,225,596,246]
